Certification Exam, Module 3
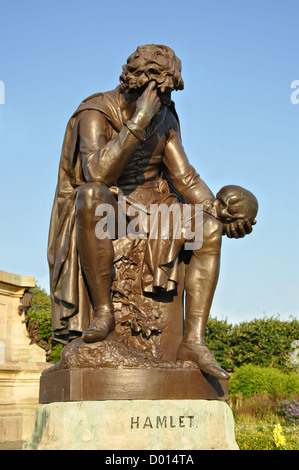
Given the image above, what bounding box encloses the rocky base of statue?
[44,330,177,371]
[44,328,196,371]
[24,399,239,450]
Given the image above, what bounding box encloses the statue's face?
[214,186,249,223]
[125,78,173,107]
[120,45,184,102]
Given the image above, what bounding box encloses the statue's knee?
[76,182,110,212]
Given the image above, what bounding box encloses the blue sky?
[0,0,298,325]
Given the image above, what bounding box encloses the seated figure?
[48,45,257,380]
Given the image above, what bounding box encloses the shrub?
[229,364,299,400]
[27,285,62,362]
[206,315,299,372]
[229,316,299,371]
[50,342,63,363]
[27,285,52,340]
[277,399,299,425]
[205,317,234,371]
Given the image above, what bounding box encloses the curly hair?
[119,44,184,94]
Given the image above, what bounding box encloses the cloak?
[47,86,184,343]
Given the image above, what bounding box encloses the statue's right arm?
[79,82,161,186]
[78,110,142,186]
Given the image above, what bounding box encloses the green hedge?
[205,316,299,372]
[229,364,299,400]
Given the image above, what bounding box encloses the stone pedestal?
[0,271,49,444]
[24,399,239,450]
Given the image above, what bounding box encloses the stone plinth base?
[24,400,239,450]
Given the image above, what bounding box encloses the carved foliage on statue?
[111,237,166,358]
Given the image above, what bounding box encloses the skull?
[213,185,258,224]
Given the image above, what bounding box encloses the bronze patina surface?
[43,45,258,401]
[40,367,228,403]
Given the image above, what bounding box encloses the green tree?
[205,317,234,371]
[27,285,52,339]
[230,316,299,371]
[205,315,299,372]
[27,285,62,362]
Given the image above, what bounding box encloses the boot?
[177,329,230,380]
[82,307,115,343]
[177,216,230,380]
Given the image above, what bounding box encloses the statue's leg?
[75,182,117,343]
[177,213,230,379]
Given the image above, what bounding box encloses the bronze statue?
[47,45,257,383]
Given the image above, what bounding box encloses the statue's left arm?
[163,113,214,211]
[163,112,254,239]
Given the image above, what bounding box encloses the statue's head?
[214,185,258,224]
[119,44,184,98]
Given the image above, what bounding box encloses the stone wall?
[0,270,49,444]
